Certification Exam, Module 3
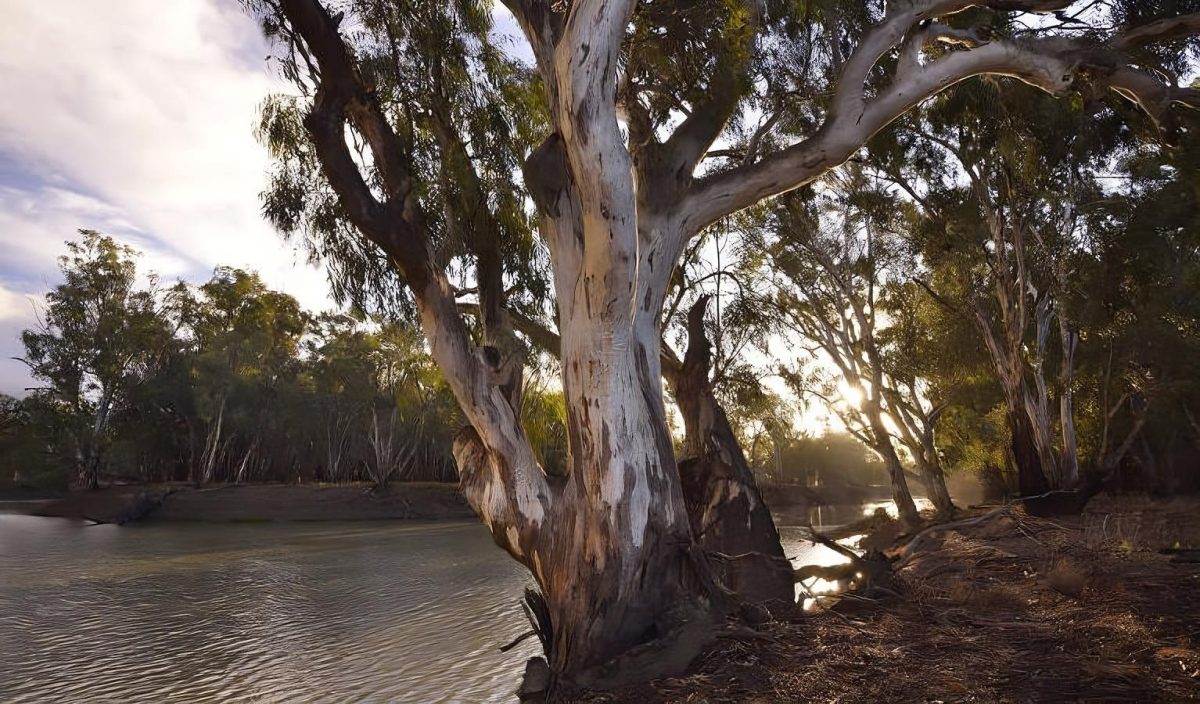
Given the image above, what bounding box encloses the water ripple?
[0,516,540,703]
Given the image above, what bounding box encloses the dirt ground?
[569,495,1200,703]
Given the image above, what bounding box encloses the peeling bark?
[670,297,794,604]
[265,0,1200,684]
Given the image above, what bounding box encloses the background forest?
[0,230,892,492]
[2,3,1198,518]
[0,232,556,488]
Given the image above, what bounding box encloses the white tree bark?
[271,0,1200,681]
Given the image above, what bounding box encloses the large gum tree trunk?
[276,0,723,682]
[669,297,795,604]
[973,300,1055,497]
[871,419,921,529]
[913,451,954,518]
[449,256,725,682]
[465,0,726,678]
[453,298,724,682]
[552,314,718,677]
[1008,405,1050,498]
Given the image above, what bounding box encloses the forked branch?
[683,4,1200,234]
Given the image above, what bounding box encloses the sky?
[0,1,332,397]
[0,1,839,434]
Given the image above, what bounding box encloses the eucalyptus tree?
[305,313,378,480]
[1071,128,1200,490]
[875,281,958,514]
[881,106,1200,496]
[761,178,940,527]
[247,0,1200,682]
[20,232,172,489]
[0,395,40,486]
[870,82,1107,496]
[167,268,309,483]
[0,395,21,439]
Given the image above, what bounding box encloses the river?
[0,504,888,703]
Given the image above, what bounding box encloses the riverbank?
[29,482,475,523]
[567,494,1200,702]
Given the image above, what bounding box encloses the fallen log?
[795,527,898,597]
[794,562,859,583]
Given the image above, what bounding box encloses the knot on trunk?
[452,425,490,488]
[522,133,570,218]
[476,343,524,410]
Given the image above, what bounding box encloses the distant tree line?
[1,232,567,489]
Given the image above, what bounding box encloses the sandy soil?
[30,482,475,523]
[567,495,1200,703]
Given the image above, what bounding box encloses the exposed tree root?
[895,505,1012,567]
[794,526,899,598]
[563,497,1200,703]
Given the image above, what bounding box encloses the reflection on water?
[0,515,539,703]
[0,498,920,702]
[778,524,858,608]
[788,497,936,528]
[861,497,934,518]
[778,498,931,608]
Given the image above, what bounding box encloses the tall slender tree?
[20,232,171,489]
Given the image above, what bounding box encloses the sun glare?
[837,378,864,410]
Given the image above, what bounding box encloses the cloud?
[0,0,334,394]
[0,0,330,300]
[0,284,42,397]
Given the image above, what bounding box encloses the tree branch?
[276,0,553,533]
[1112,13,1200,52]
[682,9,1200,235]
[656,0,763,182]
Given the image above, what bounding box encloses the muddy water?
[0,516,541,703]
[0,503,902,702]
[779,498,934,605]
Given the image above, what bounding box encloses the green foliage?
[232,0,1200,502]
[688,65,1200,496]
[11,235,586,488]
[520,373,569,477]
[863,75,1200,493]
[18,232,173,487]
[250,0,551,326]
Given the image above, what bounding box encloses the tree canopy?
[235,0,1200,683]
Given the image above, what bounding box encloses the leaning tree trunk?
[915,418,955,517]
[669,297,794,604]
[889,394,955,518]
[1008,405,1050,498]
[875,430,921,529]
[861,399,921,529]
[913,450,954,518]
